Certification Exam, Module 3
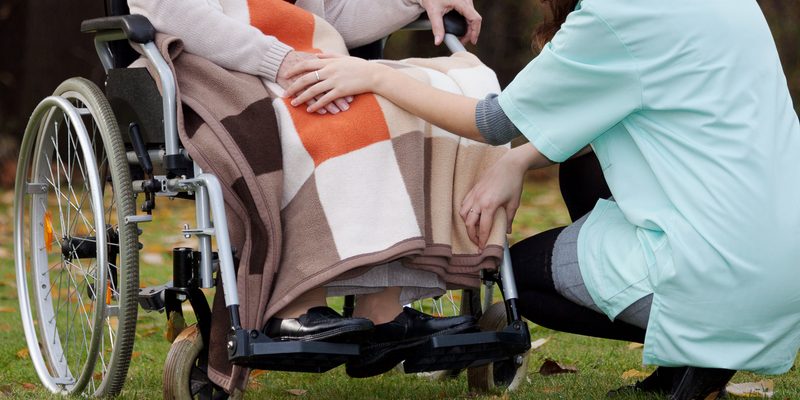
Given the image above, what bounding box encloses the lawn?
[0,173,797,399]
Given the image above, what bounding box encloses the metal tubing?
[15,96,107,392]
[194,164,214,288]
[499,240,519,300]
[92,31,127,73]
[444,33,467,53]
[170,174,239,307]
[138,42,179,158]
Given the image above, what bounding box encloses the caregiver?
[285,0,800,398]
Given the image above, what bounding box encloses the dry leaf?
[142,252,164,265]
[15,348,29,360]
[542,386,563,394]
[538,358,578,376]
[627,342,644,350]
[621,369,650,380]
[0,323,12,332]
[531,338,550,350]
[21,383,36,390]
[0,306,15,313]
[286,389,307,396]
[165,311,187,343]
[250,370,268,379]
[726,380,774,398]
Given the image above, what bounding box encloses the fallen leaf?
[250,370,268,379]
[165,311,187,343]
[726,380,774,398]
[621,369,650,380]
[0,307,15,313]
[531,337,550,350]
[287,389,307,396]
[131,351,142,360]
[542,386,563,394]
[15,348,29,359]
[21,383,36,390]
[142,252,164,265]
[0,323,12,332]
[538,358,578,376]
[0,247,10,258]
[627,342,644,350]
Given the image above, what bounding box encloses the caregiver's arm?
[285,55,485,142]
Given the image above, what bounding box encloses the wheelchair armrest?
[80,14,155,44]
[402,11,467,37]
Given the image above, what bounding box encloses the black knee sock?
[511,227,646,343]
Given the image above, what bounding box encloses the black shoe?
[345,307,478,378]
[608,366,686,397]
[263,306,374,343]
[669,367,735,400]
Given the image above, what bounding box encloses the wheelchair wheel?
[467,302,530,392]
[163,325,229,399]
[412,288,482,381]
[13,77,139,396]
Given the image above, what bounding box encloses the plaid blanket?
[146,0,508,392]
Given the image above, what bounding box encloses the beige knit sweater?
[127,0,425,83]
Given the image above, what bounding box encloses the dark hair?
[533,0,580,50]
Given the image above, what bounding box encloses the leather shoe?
[346,307,478,378]
[669,367,735,400]
[263,306,374,343]
[607,366,686,397]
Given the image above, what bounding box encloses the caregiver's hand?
[285,54,390,113]
[420,0,482,46]
[459,146,530,249]
[278,51,353,115]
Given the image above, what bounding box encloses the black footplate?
[402,321,531,373]
[138,281,172,312]
[227,328,359,373]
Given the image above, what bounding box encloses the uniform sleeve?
[498,3,641,162]
[128,0,293,83]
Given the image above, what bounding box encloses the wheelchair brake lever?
[129,123,157,213]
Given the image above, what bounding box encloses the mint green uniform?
[499,0,800,373]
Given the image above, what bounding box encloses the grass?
[0,172,798,399]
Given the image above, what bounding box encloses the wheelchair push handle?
[80,14,155,44]
[403,11,468,37]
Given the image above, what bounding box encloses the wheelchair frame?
[14,2,531,397]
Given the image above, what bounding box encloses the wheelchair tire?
[467,302,530,393]
[163,325,230,400]
[413,288,483,381]
[13,77,139,396]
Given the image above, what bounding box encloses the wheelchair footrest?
[402,322,531,373]
[137,281,173,312]
[228,328,359,373]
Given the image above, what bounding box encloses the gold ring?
[314,71,321,81]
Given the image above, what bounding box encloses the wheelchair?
[12,0,532,397]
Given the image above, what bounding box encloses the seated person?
[129,0,491,381]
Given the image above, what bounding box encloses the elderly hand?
[419,0,482,45]
[277,51,353,114]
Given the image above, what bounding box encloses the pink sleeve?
[128,0,293,82]
[321,0,424,48]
